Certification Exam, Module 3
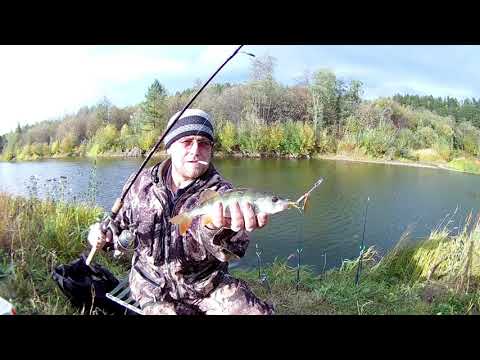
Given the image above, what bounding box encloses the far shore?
[314,154,456,171]
[2,151,478,176]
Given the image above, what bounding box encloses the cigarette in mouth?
[198,161,208,165]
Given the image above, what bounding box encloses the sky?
[0,44,479,135]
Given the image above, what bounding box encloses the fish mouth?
[287,201,303,214]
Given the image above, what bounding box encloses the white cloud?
[1,45,478,135]
[0,45,190,134]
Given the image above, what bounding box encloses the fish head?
[254,194,294,215]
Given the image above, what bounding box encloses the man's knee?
[142,301,177,315]
[200,276,275,315]
[233,301,275,315]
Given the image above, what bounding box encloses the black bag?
[52,254,131,315]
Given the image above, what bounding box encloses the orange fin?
[199,189,220,205]
[170,213,193,236]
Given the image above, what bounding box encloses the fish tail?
[170,213,193,236]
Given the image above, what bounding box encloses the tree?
[141,80,168,130]
[249,55,276,82]
[96,97,112,124]
[342,80,363,118]
[309,69,338,133]
[246,54,280,123]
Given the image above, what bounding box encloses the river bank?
[4,150,479,176]
[1,193,479,315]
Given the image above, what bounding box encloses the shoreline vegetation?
[1,192,480,315]
[1,61,480,175]
[6,150,478,176]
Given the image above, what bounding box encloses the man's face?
[167,135,213,182]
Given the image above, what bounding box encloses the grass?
[448,157,480,174]
[1,192,480,315]
[0,193,130,314]
[234,216,480,315]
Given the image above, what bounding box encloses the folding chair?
[106,277,144,315]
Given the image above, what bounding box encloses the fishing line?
[255,242,262,279]
[296,212,304,293]
[255,239,272,293]
[355,196,370,286]
[321,252,327,280]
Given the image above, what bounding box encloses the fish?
[170,177,324,236]
[170,188,303,236]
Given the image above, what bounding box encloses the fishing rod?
[86,45,250,266]
[354,196,370,286]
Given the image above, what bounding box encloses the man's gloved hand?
[87,222,108,250]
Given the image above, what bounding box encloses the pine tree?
[141,79,168,130]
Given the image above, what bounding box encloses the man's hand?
[87,222,108,250]
[206,201,269,233]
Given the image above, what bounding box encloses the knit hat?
[164,109,214,149]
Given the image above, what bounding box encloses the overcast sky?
[0,45,478,135]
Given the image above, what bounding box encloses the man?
[88,109,274,315]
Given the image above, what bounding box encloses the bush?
[3,150,15,161]
[412,148,442,162]
[50,140,60,155]
[433,138,453,162]
[137,128,160,152]
[316,128,337,154]
[456,122,480,156]
[416,126,438,148]
[395,128,417,150]
[91,125,119,153]
[217,121,237,153]
[280,120,304,157]
[237,113,267,156]
[360,121,397,157]
[119,124,135,151]
[337,133,358,154]
[60,135,75,154]
[265,123,284,155]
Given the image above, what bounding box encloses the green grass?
[234,217,480,315]
[0,193,130,314]
[448,158,480,174]
[1,193,480,315]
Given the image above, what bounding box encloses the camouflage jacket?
[112,158,250,303]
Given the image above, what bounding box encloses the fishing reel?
[99,214,138,258]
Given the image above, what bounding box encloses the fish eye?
[271,196,278,203]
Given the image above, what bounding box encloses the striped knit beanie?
[163,109,214,149]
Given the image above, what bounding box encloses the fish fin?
[201,214,213,227]
[170,213,193,236]
[199,189,220,205]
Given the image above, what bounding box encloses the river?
[1,157,479,274]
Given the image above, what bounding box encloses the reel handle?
[85,216,114,266]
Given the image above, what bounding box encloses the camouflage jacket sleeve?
[108,173,135,252]
[191,183,250,262]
